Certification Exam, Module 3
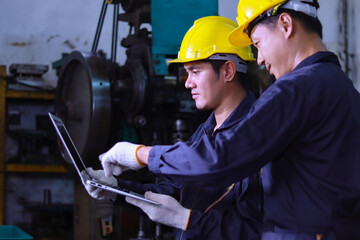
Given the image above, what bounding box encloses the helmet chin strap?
[280,0,318,18]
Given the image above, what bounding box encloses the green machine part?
[151,0,218,75]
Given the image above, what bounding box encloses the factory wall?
[0,0,129,88]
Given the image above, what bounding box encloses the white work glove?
[126,191,191,230]
[81,167,118,200]
[99,142,145,177]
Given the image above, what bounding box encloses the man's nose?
[257,51,265,66]
[185,76,194,89]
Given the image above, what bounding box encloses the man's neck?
[291,29,328,71]
[213,88,247,131]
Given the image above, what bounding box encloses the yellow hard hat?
[169,16,255,65]
[228,0,319,47]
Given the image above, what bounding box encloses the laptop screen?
[48,113,88,177]
[48,113,161,205]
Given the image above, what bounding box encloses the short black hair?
[203,59,227,77]
[203,59,252,90]
[258,9,323,39]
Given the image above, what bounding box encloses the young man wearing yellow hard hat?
[227,1,360,239]
[83,16,263,239]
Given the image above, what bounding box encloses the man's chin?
[197,106,211,112]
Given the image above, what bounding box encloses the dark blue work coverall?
[147,52,360,239]
[115,93,262,239]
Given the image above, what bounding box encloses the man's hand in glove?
[99,142,145,177]
[81,167,118,200]
[126,191,191,230]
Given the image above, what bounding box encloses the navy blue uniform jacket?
[147,52,360,238]
[116,93,262,239]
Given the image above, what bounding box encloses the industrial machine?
[54,1,218,239]
[55,0,218,166]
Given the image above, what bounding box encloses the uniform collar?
[202,91,256,133]
[293,51,340,72]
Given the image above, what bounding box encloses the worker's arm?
[99,79,309,187]
[98,119,206,178]
[146,79,310,186]
[98,126,204,176]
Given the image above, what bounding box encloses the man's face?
[183,61,224,110]
[250,21,291,79]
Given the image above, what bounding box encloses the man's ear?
[222,61,237,82]
[278,13,294,39]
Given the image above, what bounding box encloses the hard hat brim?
[167,58,183,63]
[167,57,203,64]
[228,26,253,48]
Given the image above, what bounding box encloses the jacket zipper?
[204,183,235,213]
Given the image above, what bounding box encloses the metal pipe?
[111,3,119,63]
[92,0,108,53]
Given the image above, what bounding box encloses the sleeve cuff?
[147,145,170,173]
[184,209,192,230]
[135,145,146,167]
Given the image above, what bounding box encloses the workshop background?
[0,0,358,240]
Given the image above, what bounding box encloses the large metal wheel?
[55,51,112,166]
[113,59,147,116]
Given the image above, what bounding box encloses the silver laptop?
[48,112,160,205]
